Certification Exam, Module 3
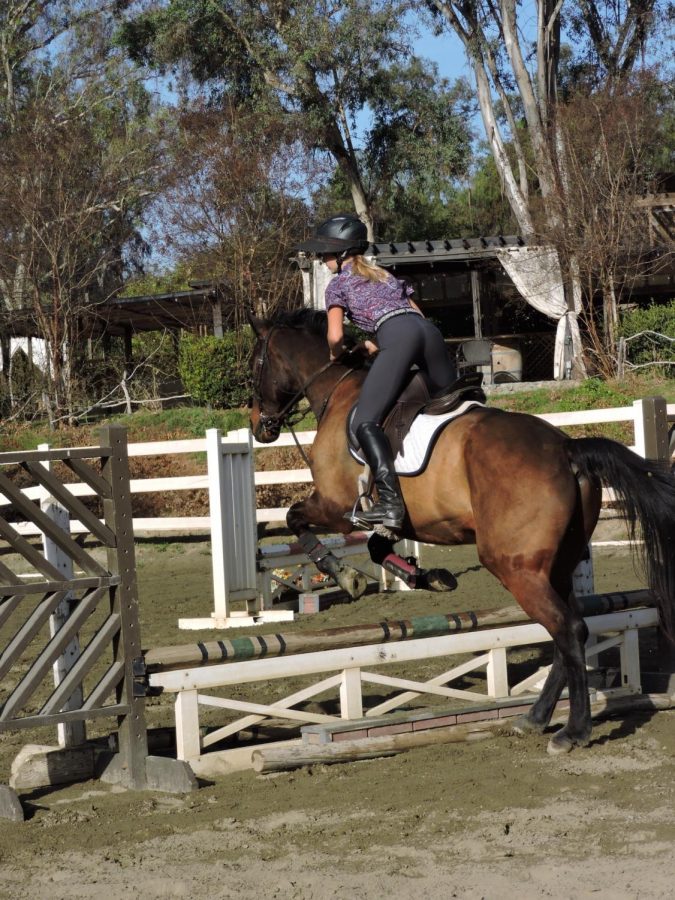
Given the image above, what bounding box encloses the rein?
[252,325,358,460]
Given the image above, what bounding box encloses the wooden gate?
[0,425,148,790]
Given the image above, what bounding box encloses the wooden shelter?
[0,281,229,373]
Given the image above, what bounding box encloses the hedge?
[618,301,675,374]
[179,331,253,408]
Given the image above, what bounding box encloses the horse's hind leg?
[287,497,368,599]
[514,645,567,734]
[367,532,458,593]
[504,570,591,754]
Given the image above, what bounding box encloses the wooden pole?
[144,589,654,673]
[252,693,675,774]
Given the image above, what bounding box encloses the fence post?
[205,428,258,627]
[41,501,86,748]
[180,428,294,629]
[632,397,669,466]
[37,441,86,748]
[631,398,675,680]
[573,544,597,653]
[99,424,149,790]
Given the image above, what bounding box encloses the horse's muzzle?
[253,416,281,443]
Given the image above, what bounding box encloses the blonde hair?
[350,255,391,283]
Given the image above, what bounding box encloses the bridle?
[251,325,357,450]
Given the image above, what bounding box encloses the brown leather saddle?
[347,371,486,460]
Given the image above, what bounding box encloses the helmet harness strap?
[335,249,350,274]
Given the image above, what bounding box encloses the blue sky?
[415,25,469,83]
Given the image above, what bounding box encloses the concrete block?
[145,756,199,794]
[100,753,198,793]
[0,785,24,822]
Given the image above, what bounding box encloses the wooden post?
[573,543,596,652]
[99,424,149,790]
[619,628,642,693]
[340,668,363,719]
[470,269,483,339]
[631,397,674,675]
[207,428,258,625]
[486,647,509,697]
[175,690,201,761]
[633,397,669,467]
[41,501,86,748]
[180,428,293,630]
[38,442,85,747]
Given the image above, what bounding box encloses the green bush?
[178,331,253,408]
[618,301,675,375]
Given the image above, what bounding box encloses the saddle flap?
[347,371,430,458]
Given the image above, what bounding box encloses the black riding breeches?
[352,314,456,432]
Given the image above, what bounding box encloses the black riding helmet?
[296,214,369,256]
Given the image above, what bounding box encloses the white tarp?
[308,259,334,311]
[0,337,49,373]
[495,246,584,379]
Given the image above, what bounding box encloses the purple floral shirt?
[325,263,415,333]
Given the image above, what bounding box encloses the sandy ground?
[1,539,674,899]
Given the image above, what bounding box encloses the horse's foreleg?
[367,533,457,592]
[287,498,368,600]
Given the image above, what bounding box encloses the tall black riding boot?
[352,422,405,530]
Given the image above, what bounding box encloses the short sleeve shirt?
[325,264,414,333]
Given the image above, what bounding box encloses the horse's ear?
[246,309,269,337]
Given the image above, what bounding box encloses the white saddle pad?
[349,400,485,476]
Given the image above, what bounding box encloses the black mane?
[272,307,328,337]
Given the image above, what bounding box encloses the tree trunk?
[602,275,619,369]
[471,58,534,237]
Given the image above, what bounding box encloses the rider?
[297,213,456,531]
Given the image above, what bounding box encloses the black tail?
[567,437,675,641]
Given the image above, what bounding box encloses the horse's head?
[248,312,303,443]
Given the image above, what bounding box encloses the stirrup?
[347,502,404,533]
[345,492,374,527]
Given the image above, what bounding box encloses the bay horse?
[248,308,675,754]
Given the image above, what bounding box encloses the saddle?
[347,370,486,460]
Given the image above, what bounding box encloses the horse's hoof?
[547,728,590,756]
[336,566,368,600]
[511,714,545,736]
[416,568,458,592]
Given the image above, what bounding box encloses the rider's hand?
[331,342,374,366]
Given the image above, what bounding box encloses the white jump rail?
[148,604,659,767]
[179,428,418,630]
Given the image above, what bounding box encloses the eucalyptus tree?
[422,0,671,373]
[118,0,472,238]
